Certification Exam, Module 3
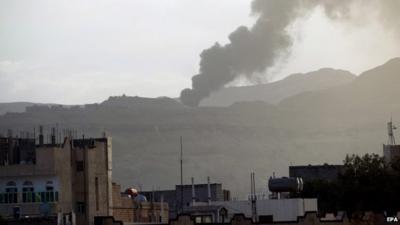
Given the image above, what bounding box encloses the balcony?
[0,192,59,218]
[0,191,59,204]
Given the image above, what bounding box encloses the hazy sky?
[0,0,399,104]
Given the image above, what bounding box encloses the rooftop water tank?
[134,194,148,202]
[268,177,303,193]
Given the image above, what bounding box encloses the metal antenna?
[180,136,183,214]
[388,116,397,145]
[250,172,257,222]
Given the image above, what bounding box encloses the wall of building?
[0,137,113,225]
[0,142,71,219]
[53,141,74,219]
[142,183,229,219]
[0,176,59,192]
[111,182,169,224]
[210,198,318,222]
[136,202,169,223]
[383,144,400,164]
[111,182,135,223]
[169,213,354,225]
[72,138,112,225]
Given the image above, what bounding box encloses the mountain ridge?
[0,58,399,197]
[200,68,355,107]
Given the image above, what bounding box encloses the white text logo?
[387,217,399,222]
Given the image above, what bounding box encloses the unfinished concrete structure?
[111,182,169,224]
[141,181,231,219]
[0,129,113,225]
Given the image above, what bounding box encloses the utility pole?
[251,172,257,223]
[180,136,184,214]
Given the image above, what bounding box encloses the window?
[39,191,57,203]
[195,217,202,224]
[203,216,212,223]
[22,181,35,203]
[39,181,58,203]
[6,181,16,186]
[46,186,54,191]
[194,215,213,224]
[4,181,18,203]
[95,177,99,211]
[5,187,17,193]
[76,161,84,171]
[2,191,18,203]
[46,181,54,192]
[76,202,85,214]
[219,208,228,223]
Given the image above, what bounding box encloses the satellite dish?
[125,188,139,198]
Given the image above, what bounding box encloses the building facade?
[383,144,400,164]
[112,182,169,224]
[142,182,231,219]
[0,134,113,225]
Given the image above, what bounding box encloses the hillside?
[0,69,354,114]
[200,68,355,106]
[0,102,41,115]
[0,59,399,198]
[0,102,59,116]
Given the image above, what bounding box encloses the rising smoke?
[180,0,400,107]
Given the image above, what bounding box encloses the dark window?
[5,187,18,203]
[259,215,273,223]
[76,202,85,214]
[40,192,45,202]
[6,181,17,186]
[95,177,99,211]
[39,191,58,203]
[4,192,18,203]
[6,187,17,193]
[76,161,84,171]
[46,191,54,202]
[22,187,34,203]
[46,186,54,191]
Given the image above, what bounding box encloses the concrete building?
[383,145,400,164]
[180,198,318,223]
[210,198,317,223]
[0,133,113,225]
[289,164,344,182]
[141,181,231,219]
[111,182,169,224]
[169,212,393,225]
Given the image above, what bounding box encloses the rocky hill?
[0,59,399,198]
[200,68,355,106]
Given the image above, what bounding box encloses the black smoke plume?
[180,0,400,106]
